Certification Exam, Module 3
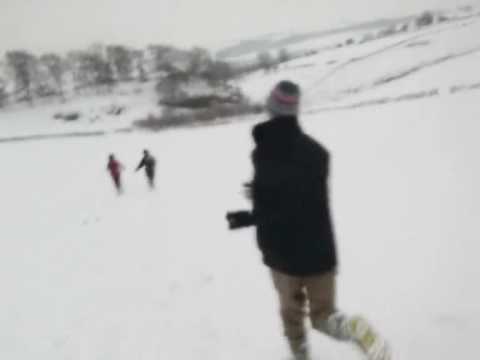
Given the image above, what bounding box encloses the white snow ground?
[1,14,480,360]
[0,81,160,139]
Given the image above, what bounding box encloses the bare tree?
[278,48,290,63]
[71,51,115,92]
[40,53,66,99]
[257,51,275,72]
[106,45,133,82]
[204,60,234,86]
[458,5,473,13]
[95,60,116,93]
[6,50,37,104]
[137,62,149,82]
[0,81,7,108]
[148,45,176,73]
[416,11,435,27]
[130,50,149,82]
[398,23,409,32]
[67,51,91,92]
[345,38,355,45]
[188,47,211,76]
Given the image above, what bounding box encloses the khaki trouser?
[271,270,338,353]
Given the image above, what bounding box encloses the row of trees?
[0,43,292,108]
[344,10,450,48]
[149,45,236,86]
[154,46,240,103]
[154,47,293,104]
[1,44,232,107]
[0,45,150,106]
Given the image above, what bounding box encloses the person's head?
[109,153,115,161]
[143,149,149,156]
[266,80,301,118]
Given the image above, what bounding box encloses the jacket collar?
[252,116,301,148]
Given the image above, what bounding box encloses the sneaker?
[348,316,391,360]
[292,341,311,360]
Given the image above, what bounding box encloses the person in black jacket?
[226,81,390,360]
[135,149,156,188]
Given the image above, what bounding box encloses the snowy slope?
[238,16,480,110]
[311,18,480,104]
[216,17,414,62]
[1,12,480,360]
[1,87,480,360]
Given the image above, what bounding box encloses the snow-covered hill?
[3,12,480,140]
[215,16,412,61]
[1,11,480,360]
[237,14,480,111]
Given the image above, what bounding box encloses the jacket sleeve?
[136,158,145,171]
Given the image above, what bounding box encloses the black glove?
[226,210,255,230]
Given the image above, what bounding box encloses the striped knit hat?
[266,80,301,117]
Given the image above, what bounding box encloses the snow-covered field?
[0,82,159,139]
[1,14,480,360]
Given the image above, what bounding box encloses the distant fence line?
[306,87,440,113]
[450,81,480,94]
[0,131,107,144]
[307,79,480,114]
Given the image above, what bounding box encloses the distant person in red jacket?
[107,154,124,194]
[136,149,156,189]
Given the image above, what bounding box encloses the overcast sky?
[0,0,474,55]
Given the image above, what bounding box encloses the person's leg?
[146,170,155,188]
[271,270,310,359]
[305,272,391,360]
[304,271,350,339]
[113,175,122,194]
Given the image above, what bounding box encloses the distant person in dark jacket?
[136,149,156,188]
[107,154,124,194]
[226,81,390,360]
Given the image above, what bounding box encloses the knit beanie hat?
[266,80,301,117]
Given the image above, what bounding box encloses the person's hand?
[226,210,254,229]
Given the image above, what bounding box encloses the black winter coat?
[136,155,156,178]
[251,116,337,276]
